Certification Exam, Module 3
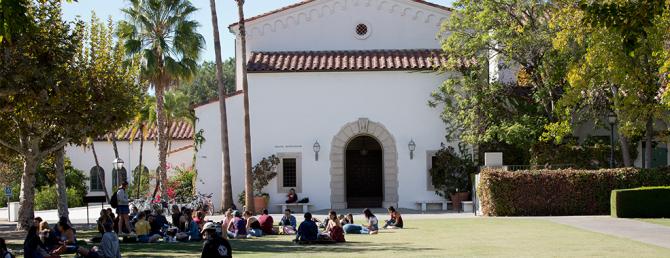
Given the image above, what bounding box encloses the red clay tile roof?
[247,49,447,73]
[229,0,451,28]
[98,121,194,141]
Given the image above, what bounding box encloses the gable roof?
[229,0,451,28]
[247,49,447,73]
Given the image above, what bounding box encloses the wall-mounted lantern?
[313,141,321,161]
[408,139,416,160]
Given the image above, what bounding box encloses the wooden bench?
[462,201,474,213]
[415,200,451,211]
[274,203,312,213]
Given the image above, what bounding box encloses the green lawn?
[9,218,670,257]
[638,219,670,227]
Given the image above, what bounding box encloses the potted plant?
[251,155,280,213]
[429,143,477,212]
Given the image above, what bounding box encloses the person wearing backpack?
[0,238,14,258]
[115,181,131,234]
[201,222,232,258]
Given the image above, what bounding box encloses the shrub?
[611,186,670,218]
[429,143,477,198]
[35,186,83,211]
[252,155,279,196]
[478,167,670,216]
[167,166,196,203]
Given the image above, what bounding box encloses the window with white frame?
[277,152,302,193]
[427,151,438,191]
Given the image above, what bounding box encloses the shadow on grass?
[118,235,436,257]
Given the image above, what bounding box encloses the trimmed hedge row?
[611,186,670,218]
[478,167,670,216]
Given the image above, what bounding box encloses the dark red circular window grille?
[356,24,368,36]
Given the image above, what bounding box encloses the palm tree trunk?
[155,85,169,202]
[90,142,110,201]
[54,147,69,221]
[210,0,234,211]
[236,0,254,212]
[137,126,145,199]
[110,132,125,185]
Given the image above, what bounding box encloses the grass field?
[7,218,670,257]
[638,219,670,228]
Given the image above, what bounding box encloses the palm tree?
[163,91,196,151]
[127,96,156,198]
[118,0,204,202]
[209,0,234,211]
[235,0,254,212]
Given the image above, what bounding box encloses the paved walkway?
[544,216,670,249]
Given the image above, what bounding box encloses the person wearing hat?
[201,222,232,258]
[116,181,131,234]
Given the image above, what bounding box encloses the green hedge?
[611,186,670,218]
[478,167,670,216]
[35,186,83,211]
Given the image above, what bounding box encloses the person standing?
[116,181,131,234]
[201,222,232,258]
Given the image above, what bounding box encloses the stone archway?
[330,118,398,209]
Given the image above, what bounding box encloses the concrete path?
[544,216,670,249]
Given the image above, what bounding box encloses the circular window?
[354,23,371,39]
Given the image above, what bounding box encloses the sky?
[62,0,455,63]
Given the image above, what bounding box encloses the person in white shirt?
[116,181,131,234]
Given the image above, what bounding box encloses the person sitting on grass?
[257,209,275,235]
[278,209,297,235]
[383,206,404,229]
[97,209,113,235]
[244,211,263,237]
[187,212,203,241]
[227,211,247,239]
[171,205,182,228]
[343,209,378,235]
[195,211,207,230]
[201,222,232,258]
[324,210,345,242]
[295,212,318,242]
[285,188,298,203]
[129,205,139,226]
[0,238,13,258]
[220,210,234,238]
[51,220,79,255]
[39,221,58,252]
[341,213,354,226]
[24,226,56,258]
[77,222,121,258]
[134,212,154,243]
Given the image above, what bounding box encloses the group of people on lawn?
[11,184,405,258]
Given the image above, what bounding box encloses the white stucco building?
[195,0,455,212]
[66,121,195,197]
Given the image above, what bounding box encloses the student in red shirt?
[257,209,275,235]
[285,188,298,203]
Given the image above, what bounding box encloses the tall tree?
[0,3,141,229]
[210,0,234,211]
[118,0,204,202]
[177,60,236,106]
[235,0,254,212]
[127,96,155,198]
[548,0,670,168]
[430,0,573,159]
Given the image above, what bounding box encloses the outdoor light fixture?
[113,158,125,170]
[408,139,416,160]
[313,141,321,161]
[607,112,617,168]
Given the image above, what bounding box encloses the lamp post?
[313,141,321,161]
[408,139,416,160]
[113,158,124,187]
[608,112,617,168]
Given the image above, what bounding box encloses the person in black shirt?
[201,222,232,258]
